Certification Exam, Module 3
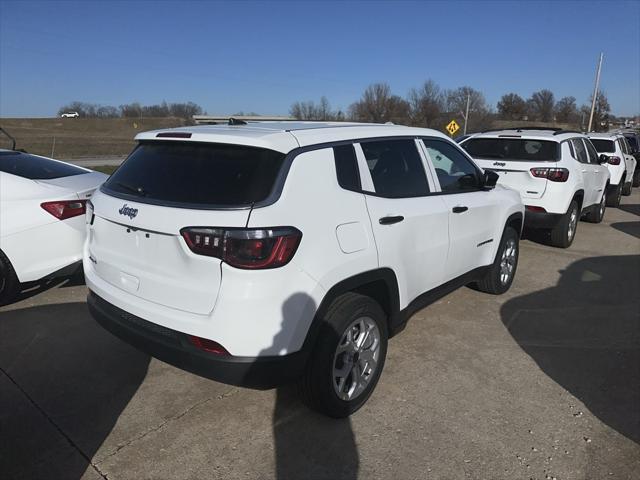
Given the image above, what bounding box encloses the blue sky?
[1,0,639,117]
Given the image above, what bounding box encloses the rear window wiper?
[116,181,147,197]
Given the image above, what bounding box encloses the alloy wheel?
[500,238,517,285]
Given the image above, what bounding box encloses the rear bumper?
[87,291,308,389]
[524,210,563,229]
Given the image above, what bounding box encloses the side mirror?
[483,170,499,189]
[598,154,609,164]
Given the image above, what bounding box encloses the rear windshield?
[102,141,286,207]
[590,139,615,153]
[0,151,87,179]
[462,138,560,161]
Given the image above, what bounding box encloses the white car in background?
[587,132,636,207]
[0,149,108,304]
[61,111,80,118]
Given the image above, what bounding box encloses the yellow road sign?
[446,120,460,136]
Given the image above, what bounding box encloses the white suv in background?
[588,132,636,207]
[461,128,610,248]
[85,122,524,417]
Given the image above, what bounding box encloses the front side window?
[584,139,600,164]
[103,141,285,207]
[423,139,481,192]
[570,138,589,164]
[360,139,429,197]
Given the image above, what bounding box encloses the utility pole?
[587,52,604,132]
[462,93,471,135]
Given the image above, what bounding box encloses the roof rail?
[552,130,583,136]
[228,118,248,126]
[512,126,562,132]
[0,127,17,150]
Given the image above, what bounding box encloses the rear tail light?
[41,200,87,220]
[187,335,229,355]
[607,156,621,165]
[530,167,569,182]
[180,227,302,269]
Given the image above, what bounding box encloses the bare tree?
[554,96,579,124]
[527,89,555,122]
[348,83,410,124]
[497,93,527,120]
[290,96,336,120]
[445,86,491,132]
[582,90,611,132]
[408,79,444,127]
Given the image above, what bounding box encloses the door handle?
[379,215,404,225]
[452,206,468,213]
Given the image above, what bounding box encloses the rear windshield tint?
[0,151,87,179]
[462,138,560,161]
[102,142,286,207]
[590,139,615,153]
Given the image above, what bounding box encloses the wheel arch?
[300,268,401,357]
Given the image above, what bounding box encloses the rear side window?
[463,138,560,161]
[619,138,629,154]
[571,139,588,163]
[333,144,361,191]
[0,151,86,179]
[624,135,638,152]
[103,142,285,207]
[360,139,429,197]
[590,139,615,153]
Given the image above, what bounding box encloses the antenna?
[587,53,604,132]
[0,127,17,150]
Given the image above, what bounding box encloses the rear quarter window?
[0,151,87,179]
[462,138,560,161]
[589,139,615,153]
[102,141,286,208]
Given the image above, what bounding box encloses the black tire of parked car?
[0,250,20,306]
[622,180,632,196]
[473,226,519,295]
[584,192,606,224]
[632,169,640,188]
[299,292,388,418]
[550,200,580,248]
[606,183,622,208]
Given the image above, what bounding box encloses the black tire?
[0,250,21,306]
[584,192,606,223]
[607,183,622,207]
[550,200,579,248]
[473,226,519,295]
[632,169,640,188]
[622,180,632,196]
[299,292,388,418]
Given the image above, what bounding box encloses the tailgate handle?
[452,206,469,214]
[379,215,404,225]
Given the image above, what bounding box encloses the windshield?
[0,151,87,179]
[589,139,615,153]
[102,141,286,208]
[462,138,560,161]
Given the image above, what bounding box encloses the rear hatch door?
[87,140,286,315]
[463,137,561,199]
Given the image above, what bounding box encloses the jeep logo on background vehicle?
[493,161,506,167]
[119,204,138,219]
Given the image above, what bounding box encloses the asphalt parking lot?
[1,192,638,480]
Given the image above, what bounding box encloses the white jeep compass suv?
[461,128,611,248]
[587,132,636,207]
[85,121,524,417]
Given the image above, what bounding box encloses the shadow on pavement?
[0,302,149,479]
[254,293,359,480]
[501,255,640,444]
[610,221,640,239]
[618,203,640,217]
[9,269,86,306]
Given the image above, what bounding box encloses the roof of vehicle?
[468,128,586,142]
[587,132,624,139]
[134,121,453,153]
